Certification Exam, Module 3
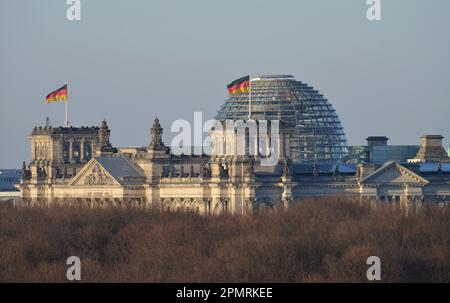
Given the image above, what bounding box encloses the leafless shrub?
[0,197,448,282]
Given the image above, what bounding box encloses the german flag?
[227,76,250,94]
[46,84,68,103]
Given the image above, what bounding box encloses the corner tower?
[20,120,117,205]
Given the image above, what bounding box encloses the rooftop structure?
[0,169,20,192]
[409,135,450,163]
[216,75,347,163]
[0,169,21,205]
[345,136,419,164]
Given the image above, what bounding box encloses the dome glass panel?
[216,75,347,163]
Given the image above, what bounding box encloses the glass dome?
[216,75,347,163]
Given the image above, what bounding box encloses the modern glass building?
[216,75,347,163]
[345,137,420,164]
[0,169,20,192]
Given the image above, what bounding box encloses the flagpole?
[248,73,252,120]
[64,82,68,127]
[65,100,68,127]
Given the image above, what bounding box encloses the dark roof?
[31,126,99,136]
[0,169,21,177]
[366,136,389,141]
[293,163,356,175]
[258,75,294,79]
[419,163,440,173]
[0,169,21,191]
[293,163,314,174]
[421,135,444,139]
[95,156,145,184]
[417,162,450,173]
[442,163,450,173]
[338,163,357,174]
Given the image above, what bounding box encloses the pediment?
[361,162,429,185]
[70,159,120,186]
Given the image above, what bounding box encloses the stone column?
[222,126,226,156]
[61,139,65,163]
[69,139,73,162]
[45,141,49,159]
[233,128,238,156]
[91,140,96,158]
[34,141,38,160]
[40,141,44,159]
[80,138,85,162]
[37,141,41,159]
[31,141,35,160]
[254,121,259,157]
[43,141,47,159]
[49,139,54,162]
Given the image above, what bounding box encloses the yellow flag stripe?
[46,95,68,103]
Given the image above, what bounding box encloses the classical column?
[91,139,95,157]
[45,141,49,159]
[80,138,85,162]
[37,141,41,159]
[60,139,64,163]
[32,141,36,161]
[57,137,63,162]
[69,139,73,162]
[41,141,45,159]
[35,142,39,160]
[49,139,54,162]
[222,126,226,156]
[233,128,238,156]
[255,121,260,157]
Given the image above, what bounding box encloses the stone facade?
[19,118,450,213]
[410,135,450,163]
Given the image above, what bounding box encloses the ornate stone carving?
[98,119,116,153]
[200,162,211,178]
[21,161,31,180]
[246,157,255,175]
[179,165,184,178]
[168,164,174,177]
[83,164,114,185]
[149,117,164,148]
[218,160,229,178]
[37,165,47,179]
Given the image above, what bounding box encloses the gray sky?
[1,0,449,168]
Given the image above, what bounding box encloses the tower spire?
[149,116,165,149]
[97,119,116,155]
